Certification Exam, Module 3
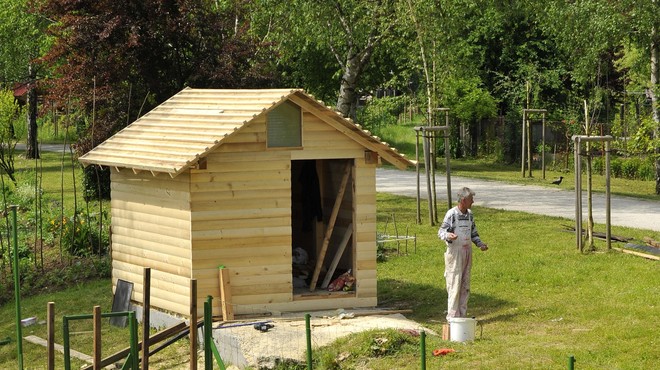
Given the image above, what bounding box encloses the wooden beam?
[612,247,660,261]
[309,162,352,291]
[321,224,353,289]
[47,302,55,370]
[219,267,234,321]
[93,306,101,370]
[25,335,94,364]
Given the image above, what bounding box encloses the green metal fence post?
[568,355,576,370]
[420,330,426,370]
[204,296,212,369]
[10,205,23,370]
[63,316,71,370]
[305,313,312,370]
[128,312,139,369]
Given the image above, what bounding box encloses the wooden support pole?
[93,305,101,370]
[321,224,353,288]
[309,162,352,291]
[190,279,198,370]
[142,267,151,370]
[47,302,55,370]
[219,267,234,321]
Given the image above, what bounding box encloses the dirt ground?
[211,309,436,369]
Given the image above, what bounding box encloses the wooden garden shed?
[79,88,413,318]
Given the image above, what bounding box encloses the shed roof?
[79,88,413,176]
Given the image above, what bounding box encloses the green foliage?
[0,89,23,182]
[594,156,655,181]
[479,139,505,162]
[47,211,109,257]
[443,77,497,123]
[357,96,407,131]
[82,165,111,201]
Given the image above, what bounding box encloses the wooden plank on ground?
[25,335,93,364]
[613,247,660,261]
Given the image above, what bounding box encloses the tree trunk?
[336,55,362,120]
[26,64,39,159]
[651,22,659,194]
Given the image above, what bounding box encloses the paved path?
[376,168,660,232]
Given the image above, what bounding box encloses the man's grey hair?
[457,187,475,202]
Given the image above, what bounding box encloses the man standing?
[438,187,488,320]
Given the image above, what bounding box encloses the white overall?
[444,213,473,319]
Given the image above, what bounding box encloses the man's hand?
[447,232,457,241]
[479,244,488,251]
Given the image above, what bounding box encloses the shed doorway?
[291,159,355,298]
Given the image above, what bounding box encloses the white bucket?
[448,317,477,342]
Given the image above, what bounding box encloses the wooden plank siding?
[110,169,193,316]
[187,109,381,315]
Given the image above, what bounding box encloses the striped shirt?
[437,206,484,247]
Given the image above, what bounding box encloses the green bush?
[598,156,654,180]
[592,157,604,175]
[82,165,111,200]
[610,158,622,178]
[48,211,110,256]
[357,96,407,132]
[622,157,640,179]
[638,160,655,181]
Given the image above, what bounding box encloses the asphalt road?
[376,167,660,233]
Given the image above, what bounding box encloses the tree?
[39,0,273,155]
[0,0,52,159]
[0,89,22,183]
[250,0,397,119]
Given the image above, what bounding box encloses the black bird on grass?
[551,176,564,185]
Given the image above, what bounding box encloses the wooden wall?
[110,169,193,316]
[189,111,379,315]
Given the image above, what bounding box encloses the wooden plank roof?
[79,88,414,176]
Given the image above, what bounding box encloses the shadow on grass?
[378,278,510,322]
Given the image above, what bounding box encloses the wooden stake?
[47,302,54,370]
[93,306,101,370]
[219,267,234,320]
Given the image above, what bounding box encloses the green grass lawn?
[370,193,659,369]
[0,279,190,369]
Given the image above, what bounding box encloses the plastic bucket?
[448,317,477,342]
